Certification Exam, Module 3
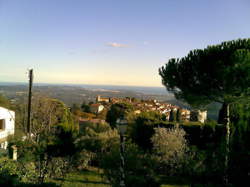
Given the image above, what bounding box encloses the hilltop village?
[78,95,207,126]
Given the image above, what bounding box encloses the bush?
[101,142,160,187]
[130,111,224,151]
[0,157,22,186]
[106,102,134,128]
[76,122,119,167]
[151,127,188,175]
[130,112,166,151]
[7,125,79,185]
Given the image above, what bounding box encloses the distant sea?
[77,85,168,95]
[0,82,168,95]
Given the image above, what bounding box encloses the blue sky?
[0,0,249,86]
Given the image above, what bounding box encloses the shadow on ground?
[55,177,110,185]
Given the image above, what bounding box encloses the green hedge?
[131,118,224,151]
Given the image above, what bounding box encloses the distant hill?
[0,82,221,120]
[0,83,172,106]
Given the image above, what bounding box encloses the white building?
[0,107,15,149]
[190,110,207,123]
[197,110,207,123]
[96,95,110,103]
[90,104,104,114]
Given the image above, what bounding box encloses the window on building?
[0,119,5,131]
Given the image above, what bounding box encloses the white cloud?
[106,42,129,48]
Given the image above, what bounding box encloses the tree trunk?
[224,103,230,185]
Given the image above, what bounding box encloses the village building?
[190,110,207,123]
[90,103,104,114]
[181,109,191,121]
[0,107,15,149]
[96,95,110,103]
[109,97,121,103]
[93,96,205,123]
[160,108,170,114]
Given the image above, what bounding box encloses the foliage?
[180,121,223,149]
[11,95,79,138]
[106,102,134,128]
[31,95,78,135]
[183,146,225,185]
[96,109,108,120]
[230,103,250,144]
[216,102,250,186]
[7,125,79,184]
[151,128,225,184]
[151,128,187,175]
[0,148,8,157]
[7,95,80,185]
[79,111,96,118]
[80,121,112,135]
[101,142,160,187]
[159,38,250,107]
[71,103,81,113]
[130,111,224,151]
[76,122,119,167]
[11,98,28,132]
[228,103,250,186]
[159,39,250,184]
[0,157,59,186]
[81,102,91,113]
[176,109,181,122]
[0,157,22,186]
[130,111,165,151]
[152,128,187,162]
[169,110,176,122]
[71,103,97,119]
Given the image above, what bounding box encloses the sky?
[0,0,249,87]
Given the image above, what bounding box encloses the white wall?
[198,110,207,123]
[98,105,104,113]
[0,107,15,144]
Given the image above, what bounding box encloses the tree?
[159,38,250,184]
[101,142,160,187]
[151,127,187,175]
[71,103,80,113]
[0,157,22,185]
[169,109,176,122]
[130,111,165,151]
[76,122,119,167]
[81,102,91,113]
[8,125,78,185]
[106,102,134,128]
[227,103,250,186]
[9,95,79,185]
[176,109,181,122]
[96,109,108,120]
[31,95,78,137]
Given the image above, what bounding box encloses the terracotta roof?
[90,103,101,107]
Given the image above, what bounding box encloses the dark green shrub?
[101,143,160,187]
[106,102,134,128]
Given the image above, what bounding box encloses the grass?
[52,169,110,187]
[51,169,190,187]
[161,185,189,187]
[160,176,190,187]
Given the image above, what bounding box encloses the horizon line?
[0,81,165,88]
